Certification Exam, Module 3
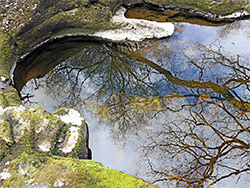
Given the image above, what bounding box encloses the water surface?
[15,19,250,188]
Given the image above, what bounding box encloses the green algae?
[0,31,16,76]
[0,121,13,145]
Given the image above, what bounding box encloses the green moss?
[72,122,88,159]
[0,139,9,160]
[0,121,14,145]
[0,89,22,108]
[1,152,158,187]
[0,31,16,76]
[0,92,8,108]
[53,108,69,116]
[4,88,22,106]
[145,0,250,15]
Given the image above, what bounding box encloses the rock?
[93,7,174,41]
[0,90,157,187]
[0,103,90,159]
[0,152,157,187]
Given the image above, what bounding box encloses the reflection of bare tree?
[123,43,250,112]
[140,97,250,187]
[117,43,250,187]
[217,20,250,39]
[20,40,250,187]
[87,43,250,186]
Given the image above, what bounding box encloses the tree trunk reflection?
[17,39,250,187]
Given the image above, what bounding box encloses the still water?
[14,16,250,187]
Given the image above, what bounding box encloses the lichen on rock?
[0,101,91,159]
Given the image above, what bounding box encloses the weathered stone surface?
[0,102,90,159]
[93,6,174,41]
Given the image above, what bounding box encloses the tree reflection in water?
[19,37,250,187]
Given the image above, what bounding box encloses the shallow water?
[15,19,250,187]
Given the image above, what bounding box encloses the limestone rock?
[0,104,91,159]
[93,6,174,41]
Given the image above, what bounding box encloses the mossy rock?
[0,89,92,158]
[0,90,157,187]
[0,88,22,108]
[0,152,158,187]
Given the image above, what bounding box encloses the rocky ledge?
[0,0,250,187]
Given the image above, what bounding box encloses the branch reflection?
[17,39,250,187]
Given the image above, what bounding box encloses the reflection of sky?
[85,112,140,173]
[211,174,250,188]
[176,23,218,45]
[175,20,250,56]
[21,20,250,188]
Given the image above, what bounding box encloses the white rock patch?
[36,119,50,133]
[1,76,7,82]
[14,105,26,113]
[18,165,31,176]
[61,126,79,153]
[219,10,250,19]
[0,106,4,114]
[55,109,84,126]
[38,140,51,152]
[54,179,65,187]
[25,178,35,185]
[93,7,174,41]
[0,168,11,180]
[2,136,12,143]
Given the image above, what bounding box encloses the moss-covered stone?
[0,89,158,186]
[0,88,22,108]
[1,152,157,187]
[0,121,13,145]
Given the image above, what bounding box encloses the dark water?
[14,19,250,187]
